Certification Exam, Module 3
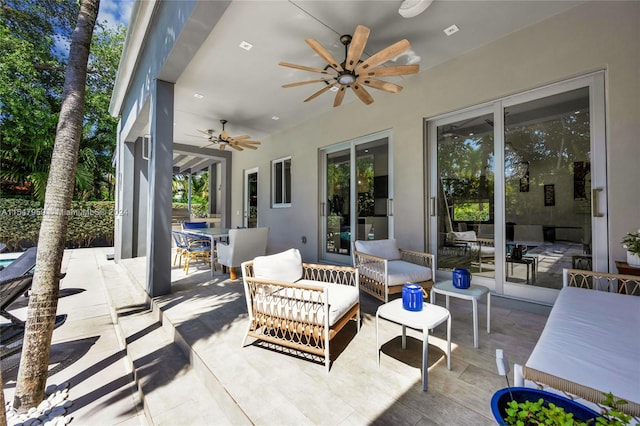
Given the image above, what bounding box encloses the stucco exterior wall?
[228,1,639,266]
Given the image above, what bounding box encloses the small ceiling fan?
[197,120,261,151]
[279,25,419,107]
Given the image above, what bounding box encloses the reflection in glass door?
[504,87,592,290]
[321,133,391,264]
[325,149,351,258]
[244,168,258,228]
[356,139,390,242]
[436,112,496,279]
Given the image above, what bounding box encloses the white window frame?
[271,156,291,208]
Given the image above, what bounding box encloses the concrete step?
[99,263,240,425]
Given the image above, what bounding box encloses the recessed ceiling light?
[330,86,339,92]
[444,24,460,36]
[271,116,280,120]
[239,41,253,51]
[193,93,204,99]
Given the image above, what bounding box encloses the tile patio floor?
[2,248,552,425]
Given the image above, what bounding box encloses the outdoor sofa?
[352,239,434,302]
[514,268,640,418]
[241,248,360,372]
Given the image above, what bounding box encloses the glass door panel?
[244,169,258,228]
[436,113,495,278]
[504,87,592,290]
[356,138,389,241]
[325,149,351,257]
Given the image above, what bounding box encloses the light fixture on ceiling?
[398,0,434,18]
[193,93,204,99]
[279,25,419,107]
[239,40,253,51]
[271,116,280,120]
[444,24,460,36]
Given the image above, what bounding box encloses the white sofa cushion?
[451,231,477,241]
[354,239,402,260]
[386,260,432,287]
[253,248,302,282]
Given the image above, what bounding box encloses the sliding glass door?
[429,73,607,303]
[321,131,392,264]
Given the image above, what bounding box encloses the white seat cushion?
[451,231,477,241]
[252,248,302,282]
[386,260,432,286]
[253,280,358,327]
[296,280,359,326]
[354,239,401,260]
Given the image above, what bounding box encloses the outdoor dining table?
[182,227,229,276]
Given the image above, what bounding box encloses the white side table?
[430,280,490,349]
[376,299,451,392]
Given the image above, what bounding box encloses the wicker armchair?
[241,249,360,372]
[352,239,434,303]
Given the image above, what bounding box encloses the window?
[272,156,291,207]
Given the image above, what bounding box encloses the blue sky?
[54,0,132,56]
[97,0,133,28]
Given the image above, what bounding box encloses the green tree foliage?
[0,0,124,201]
[172,172,210,214]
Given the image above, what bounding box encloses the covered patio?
[111,252,548,424]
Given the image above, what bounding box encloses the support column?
[208,164,218,215]
[146,79,174,297]
[221,158,232,228]
[115,133,135,261]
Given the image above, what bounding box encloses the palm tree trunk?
[12,0,100,413]
[0,367,6,426]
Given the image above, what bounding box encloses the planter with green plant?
[493,350,633,425]
[491,388,632,425]
[621,228,640,268]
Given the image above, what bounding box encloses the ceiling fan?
[197,120,261,151]
[279,25,419,107]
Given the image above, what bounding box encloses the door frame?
[319,130,394,264]
[428,72,607,304]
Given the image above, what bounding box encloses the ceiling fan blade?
[231,141,260,145]
[355,39,411,72]
[333,86,346,107]
[351,83,374,105]
[235,143,258,150]
[197,129,215,136]
[304,83,336,102]
[345,25,370,71]
[279,62,334,75]
[282,78,334,88]
[305,39,344,72]
[358,77,403,94]
[229,144,243,151]
[359,64,419,78]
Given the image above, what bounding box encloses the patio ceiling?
[117,1,585,171]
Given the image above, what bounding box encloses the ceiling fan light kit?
[197,119,261,152]
[279,25,419,107]
[398,0,434,18]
